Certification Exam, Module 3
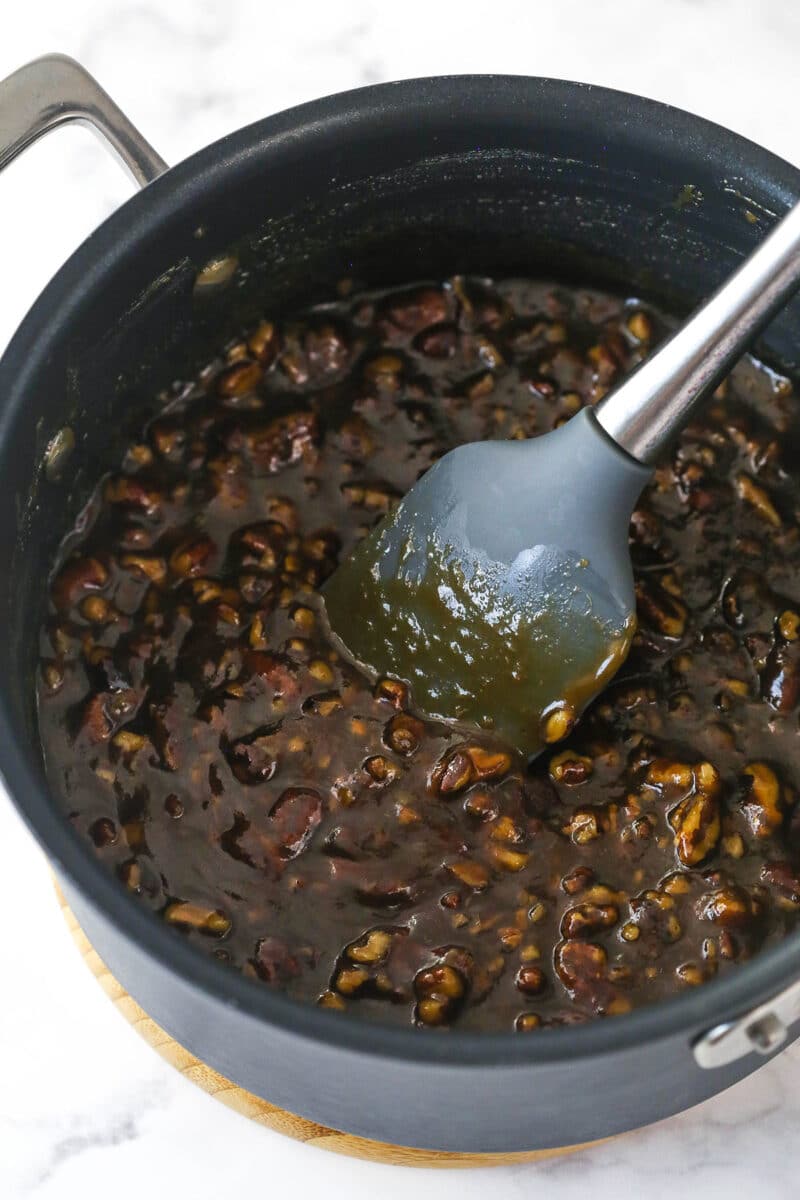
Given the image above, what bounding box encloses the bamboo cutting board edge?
[56,885,608,1168]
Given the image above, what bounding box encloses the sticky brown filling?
[37,277,800,1031]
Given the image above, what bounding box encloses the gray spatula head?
[324,195,800,757]
[323,408,652,757]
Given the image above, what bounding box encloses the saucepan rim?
[2,72,800,1070]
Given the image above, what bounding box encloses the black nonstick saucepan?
[2,54,800,1155]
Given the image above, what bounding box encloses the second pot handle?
[0,53,167,188]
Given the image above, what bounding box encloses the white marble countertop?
[3,1,800,1195]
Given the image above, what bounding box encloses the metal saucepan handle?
[694,974,800,1069]
[0,53,167,188]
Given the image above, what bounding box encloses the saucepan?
[1,54,800,1154]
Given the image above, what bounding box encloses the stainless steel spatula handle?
[595,200,800,465]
